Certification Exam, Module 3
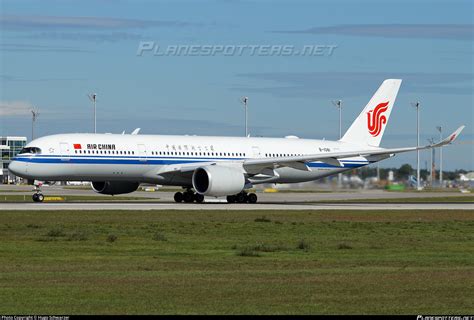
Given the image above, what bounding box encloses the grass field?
[0,209,472,314]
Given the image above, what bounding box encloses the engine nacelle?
[192,166,245,197]
[91,181,140,195]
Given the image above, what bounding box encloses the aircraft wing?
[243,125,465,172]
[154,125,464,177]
[156,162,216,177]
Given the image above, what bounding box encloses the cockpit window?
[19,147,42,154]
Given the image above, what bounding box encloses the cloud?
[0,43,93,53]
[232,72,474,98]
[273,24,474,41]
[18,32,143,43]
[0,101,33,116]
[0,14,204,31]
[0,14,206,43]
[1,73,86,82]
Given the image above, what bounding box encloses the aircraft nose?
[8,160,26,177]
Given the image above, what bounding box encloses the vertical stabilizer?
[340,79,402,147]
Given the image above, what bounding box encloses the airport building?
[1,136,27,183]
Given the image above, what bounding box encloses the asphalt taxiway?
[1,201,473,211]
[1,185,472,210]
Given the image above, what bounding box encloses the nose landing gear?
[32,192,44,202]
[32,182,44,202]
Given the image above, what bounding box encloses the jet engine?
[91,181,140,195]
[192,165,245,197]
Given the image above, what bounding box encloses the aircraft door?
[251,146,261,158]
[60,142,70,161]
[138,144,147,162]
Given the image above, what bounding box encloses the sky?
[0,0,473,170]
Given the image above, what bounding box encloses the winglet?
[432,125,465,147]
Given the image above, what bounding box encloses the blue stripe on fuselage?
[12,155,369,168]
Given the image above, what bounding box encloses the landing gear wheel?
[237,192,247,203]
[247,193,257,204]
[183,191,195,203]
[226,195,236,203]
[32,193,44,203]
[174,192,183,203]
[195,193,205,203]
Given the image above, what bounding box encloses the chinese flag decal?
[73,144,82,150]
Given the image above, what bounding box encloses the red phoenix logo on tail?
[367,101,389,137]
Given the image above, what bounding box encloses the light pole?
[332,100,343,188]
[241,96,249,137]
[427,138,435,186]
[411,102,421,190]
[31,109,39,140]
[332,99,343,139]
[436,126,443,185]
[88,93,97,133]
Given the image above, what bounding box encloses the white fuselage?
[9,133,379,186]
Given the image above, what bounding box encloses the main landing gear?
[226,191,257,204]
[174,189,204,203]
[32,182,44,203]
[173,189,258,204]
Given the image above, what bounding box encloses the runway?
[2,201,473,211]
[1,185,472,210]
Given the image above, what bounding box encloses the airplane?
[8,79,465,203]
